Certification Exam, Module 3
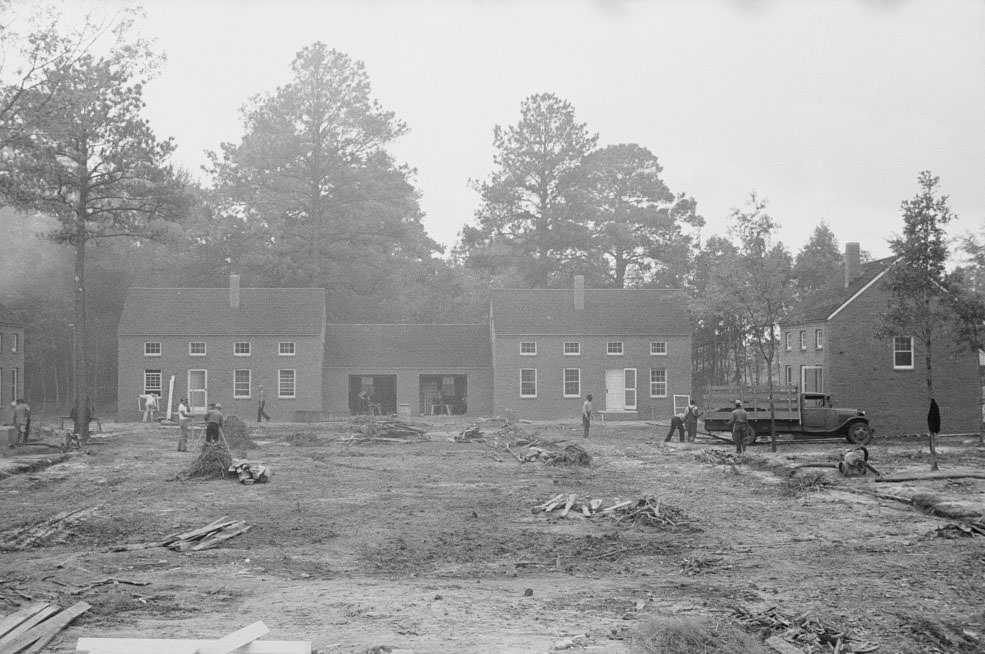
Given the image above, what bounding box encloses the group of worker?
[663,398,749,454]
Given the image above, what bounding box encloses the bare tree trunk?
[72,215,92,443]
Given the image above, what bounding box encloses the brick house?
[781,243,981,435]
[116,276,326,420]
[0,306,25,424]
[322,324,493,417]
[489,278,692,420]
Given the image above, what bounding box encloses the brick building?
[116,276,326,420]
[0,307,25,424]
[781,243,981,436]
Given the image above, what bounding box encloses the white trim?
[606,341,624,355]
[563,341,581,356]
[649,340,667,356]
[144,341,162,357]
[189,341,207,356]
[893,336,915,370]
[520,341,537,355]
[826,267,892,321]
[649,368,667,398]
[562,367,581,398]
[233,368,252,398]
[278,368,296,398]
[520,368,537,398]
[234,341,252,356]
[279,341,296,356]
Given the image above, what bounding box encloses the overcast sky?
[105,0,985,260]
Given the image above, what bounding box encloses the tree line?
[0,9,980,439]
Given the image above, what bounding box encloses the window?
[563,341,581,356]
[520,368,537,397]
[0,368,3,403]
[144,342,162,356]
[815,329,823,350]
[0,332,4,352]
[799,331,807,351]
[144,369,162,395]
[234,369,251,398]
[520,341,537,355]
[607,341,624,355]
[893,336,914,370]
[234,342,251,356]
[278,369,296,398]
[189,342,206,356]
[11,333,18,353]
[784,332,791,352]
[279,342,296,356]
[649,368,667,397]
[563,368,580,397]
[10,367,18,400]
[801,366,824,393]
[784,365,793,386]
[650,341,667,356]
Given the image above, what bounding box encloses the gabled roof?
[783,258,895,325]
[118,288,326,336]
[490,288,691,336]
[325,324,491,367]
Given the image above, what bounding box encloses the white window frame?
[563,368,581,398]
[10,367,17,401]
[520,368,537,398]
[520,341,537,355]
[815,329,823,350]
[607,341,624,355]
[893,336,914,370]
[784,332,791,352]
[279,341,296,356]
[144,341,162,357]
[234,369,251,398]
[649,368,667,398]
[234,341,252,357]
[785,365,793,386]
[11,333,18,353]
[801,365,824,393]
[189,341,207,356]
[650,341,667,356]
[563,341,581,356]
[799,331,807,351]
[278,368,296,398]
[144,369,162,396]
[0,332,4,352]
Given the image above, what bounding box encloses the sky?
[73,0,985,260]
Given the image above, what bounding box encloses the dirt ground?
[1,416,984,654]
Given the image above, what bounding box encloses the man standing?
[582,394,593,439]
[177,397,191,452]
[205,402,223,444]
[139,393,158,422]
[257,385,271,422]
[684,399,702,442]
[12,399,30,446]
[729,400,749,454]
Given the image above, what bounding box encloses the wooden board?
[196,621,268,654]
[75,638,310,654]
[0,604,60,649]
[0,601,89,654]
[0,603,50,639]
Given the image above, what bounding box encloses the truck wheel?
[846,423,872,445]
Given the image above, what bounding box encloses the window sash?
[520,368,537,397]
[144,342,162,356]
[278,369,296,398]
[563,368,580,397]
[893,336,914,369]
[520,341,537,355]
[279,341,296,356]
[563,341,580,355]
[234,369,251,398]
[189,342,206,356]
[234,342,251,356]
[144,369,162,395]
[607,341,624,355]
[649,368,667,397]
[650,341,667,355]
[815,329,823,350]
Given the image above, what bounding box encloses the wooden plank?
[0,603,50,639]
[0,605,59,649]
[0,601,89,654]
[190,524,252,552]
[75,638,310,653]
[559,494,577,518]
[164,517,236,545]
[195,621,268,654]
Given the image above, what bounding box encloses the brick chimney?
[844,243,860,288]
[229,273,240,309]
[573,275,585,311]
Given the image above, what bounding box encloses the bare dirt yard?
[1,416,984,654]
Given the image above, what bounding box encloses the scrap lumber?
[0,601,89,654]
[76,638,310,653]
[190,522,252,551]
[0,507,99,551]
[533,494,690,528]
[196,621,268,654]
[0,605,60,648]
[0,603,50,640]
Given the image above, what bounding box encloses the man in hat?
[729,400,749,454]
[204,402,223,444]
[177,397,192,452]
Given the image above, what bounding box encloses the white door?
[605,369,623,410]
[188,369,208,413]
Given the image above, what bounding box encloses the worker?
[729,400,749,454]
[684,399,702,442]
[204,402,223,444]
[177,397,192,452]
[664,414,686,442]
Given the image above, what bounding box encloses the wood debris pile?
[517,443,591,466]
[454,419,529,444]
[229,461,271,485]
[344,418,429,443]
[696,448,745,466]
[733,605,879,653]
[532,493,688,528]
[186,442,233,480]
[110,516,251,553]
[935,521,985,538]
[0,507,99,552]
[0,600,90,654]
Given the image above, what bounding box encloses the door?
[188,370,207,413]
[604,369,623,410]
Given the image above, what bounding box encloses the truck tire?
[846,422,872,445]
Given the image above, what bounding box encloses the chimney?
[229,274,240,309]
[573,275,585,311]
[844,243,860,288]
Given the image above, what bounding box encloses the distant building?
[0,305,25,424]
[781,243,981,435]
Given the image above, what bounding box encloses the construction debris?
[109,517,251,553]
[696,449,745,466]
[229,461,271,485]
[838,446,880,477]
[733,605,879,653]
[935,521,985,538]
[0,600,90,654]
[75,620,312,653]
[0,507,100,552]
[342,418,430,444]
[532,494,689,528]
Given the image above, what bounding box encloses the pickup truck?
[701,385,872,445]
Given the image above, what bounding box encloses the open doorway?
[348,375,397,415]
[419,374,467,415]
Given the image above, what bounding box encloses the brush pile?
[222,415,256,449]
[186,442,232,480]
[531,493,689,528]
[732,605,879,653]
[696,448,745,466]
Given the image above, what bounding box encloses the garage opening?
[348,375,397,415]
[419,374,467,415]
